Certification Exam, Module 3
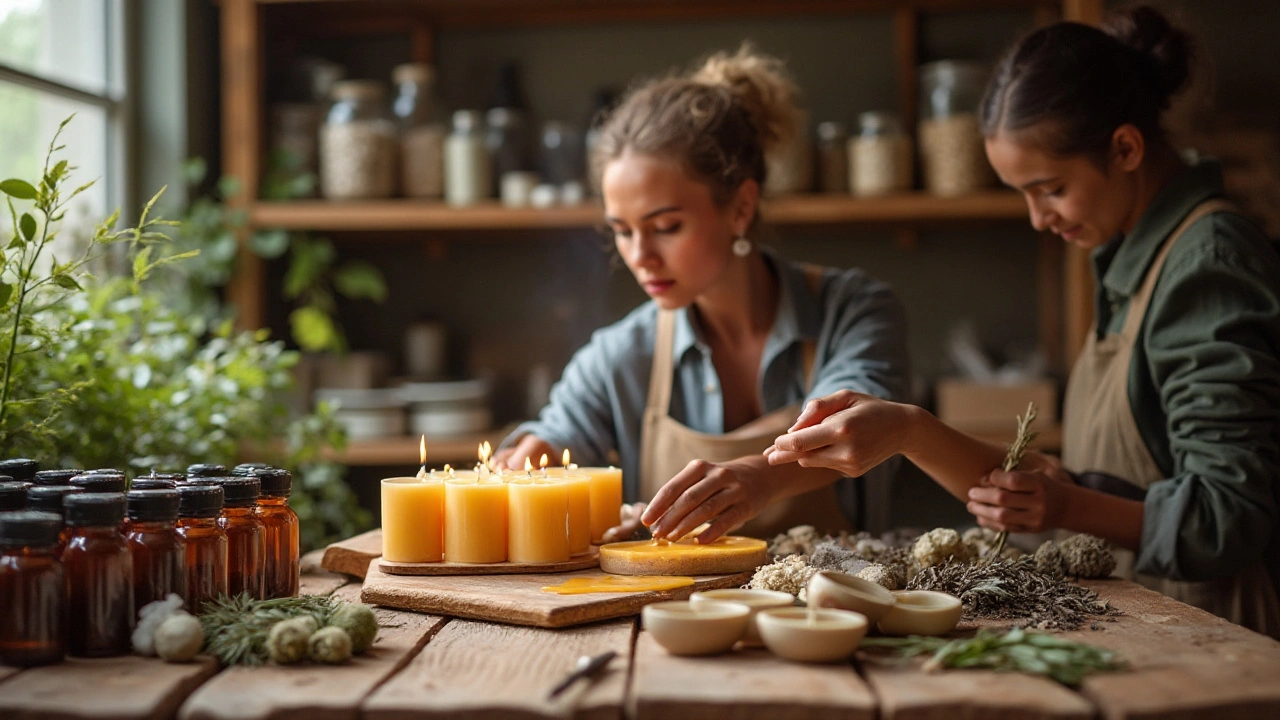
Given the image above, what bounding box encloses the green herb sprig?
[199,593,337,666]
[861,627,1124,687]
[988,402,1039,560]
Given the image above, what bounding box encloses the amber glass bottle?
[126,489,186,614]
[253,468,299,598]
[25,486,80,555]
[0,480,31,511]
[176,484,228,613]
[217,476,265,599]
[0,510,66,666]
[62,493,133,657]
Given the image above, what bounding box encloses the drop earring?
[732,236,752,257]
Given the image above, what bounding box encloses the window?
[0,0,127,242]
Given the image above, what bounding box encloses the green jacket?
[1090,159,1280,592]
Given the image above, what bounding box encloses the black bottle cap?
[1,480,32,511]
[129,478,177,491]
[84,468,122,475]
[143,472,187,484]
[127,489,181,523]
[33,468,82,486]
[232,463,272,476]
[218,476,261,507]
[187,463,228,478]
[64,493,126,528]
[0,510,64,547]
[70,472,127,494]
[177,483,224,518]
[26,485,82,515]
[252,468,292,497]
[0,458,39,482]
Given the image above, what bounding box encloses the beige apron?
[638,267,854,539]
[1062,199,1280,636]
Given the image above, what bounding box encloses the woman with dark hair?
[766,6,1280,636]
[494,46,910,542]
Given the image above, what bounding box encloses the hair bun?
[690,44,800,155]
[1102,5,1195,107]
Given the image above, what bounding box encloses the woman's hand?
[640,459,772,543]
[599,502,648,544]
[493,435,556,472]
[764,390,919,477]
[966,464,1072,534]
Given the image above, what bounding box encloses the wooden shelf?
[324,429,511,467]
[249,192,1028,232]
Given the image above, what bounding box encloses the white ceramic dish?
[756,607,868,663]
[410,405,492,436]
[806,570,896,622]
[642,599,750,656]
[876,590,963,636]
[690,588,795,647]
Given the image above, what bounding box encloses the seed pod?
[308,626,353,664]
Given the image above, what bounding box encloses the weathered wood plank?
[178,584,445,720]
[361,559,751,628]
[631,634,876,720]
[860,646,1094,720]
[0,655,218,720]
[363,617,633,720]
[320,530,382,579]
[300,548,349,597]
[1070,579,1280,720]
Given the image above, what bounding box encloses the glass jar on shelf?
[269,103,322,197]
[393,63,445,199]
[850,111,912,196]
[918,60,994,196]
[319,80,397,200]
[445,110,492,207]
[815,121,849,194]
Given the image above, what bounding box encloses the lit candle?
[582,466,623,544]
[558,450,592,554]
[381,435,444,563]
[444,469,508,564]
[507,470,569,564]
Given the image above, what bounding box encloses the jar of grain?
[815,121,848,194]
[765,110,813,196]
[392,63,445,199]
[269,103,322,197]
[850,111,912,196]
[320,80,397,199]
[445,110,491,206]
[918,61,994,196]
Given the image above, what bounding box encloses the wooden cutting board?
[361,558,753,628]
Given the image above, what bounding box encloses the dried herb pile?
[908,556,1118,631]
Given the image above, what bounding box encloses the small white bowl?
[876,590,963,636]
[642,599,750,656]
[690,588,795,647]
[756,607,868,663]
[806,570,896,622]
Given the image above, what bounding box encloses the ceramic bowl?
[642,599,751,656]
[875,590,963,636]
[690,588,795,647]
[756,607,868,663]
[806,570,896,622]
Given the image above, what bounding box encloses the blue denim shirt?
[503,248,911,513]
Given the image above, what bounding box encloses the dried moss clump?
[768,525,821,557]
[1036,535,1116,579]
[748,555,818,599]
[809,541,871,575]
[856,563,905,591]
[912,528,972,569]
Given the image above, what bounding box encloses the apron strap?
[1120,198,1237,339]
[646,309,678,415]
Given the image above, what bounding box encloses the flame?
[524,456,533,473]
[478,442,485,463]
[562,448,571,467]
[539,453,549,470]
[419,435,427,466]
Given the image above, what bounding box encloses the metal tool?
[547,650,617,699]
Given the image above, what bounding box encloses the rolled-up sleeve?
[1137,238,1280,581]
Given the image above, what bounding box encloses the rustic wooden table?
[3,545,1279,720]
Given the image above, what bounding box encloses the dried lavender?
[989,403,1039,560]
[908,556,1117,631]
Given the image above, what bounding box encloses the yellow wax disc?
[599,535,768,576]
[540,575,696,595]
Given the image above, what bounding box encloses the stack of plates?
[395,377,492,437]
[313,388,406,440]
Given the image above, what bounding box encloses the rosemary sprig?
[199,593,337,666]
[861,627,1124,687]
[988,402,1039,560]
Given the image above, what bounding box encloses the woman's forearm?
[736,453,843,503]
[1062,483,1144,551]
[900,405,1010,501]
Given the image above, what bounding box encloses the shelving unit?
[220,0,1104,459]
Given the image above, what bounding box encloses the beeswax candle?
[381,477,444,563]
[583,467,623,543]
[444,475,508,563]
[563,471,591,555]
[507,476,569,563]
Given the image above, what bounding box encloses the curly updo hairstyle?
[590,44,800,210]
[980,5,1195,164]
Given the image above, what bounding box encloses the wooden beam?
[894,7,920,146]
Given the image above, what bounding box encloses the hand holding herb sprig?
[988,403,1039,560]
